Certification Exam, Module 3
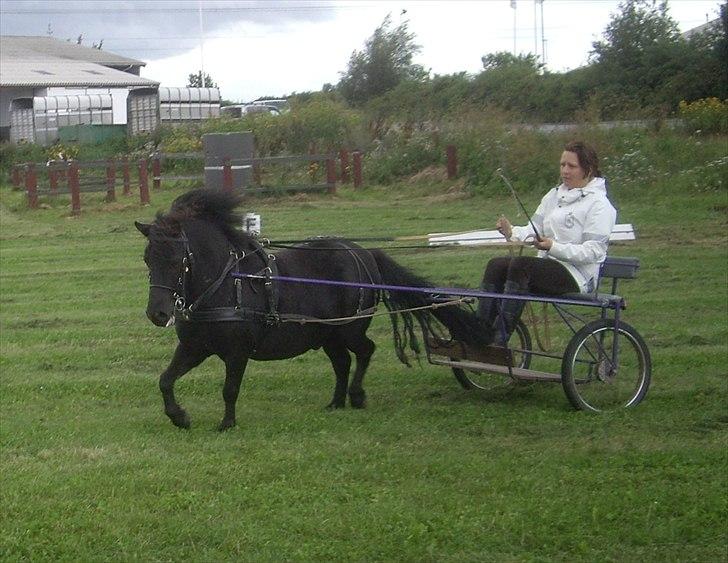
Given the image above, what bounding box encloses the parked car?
[220,104,280,118]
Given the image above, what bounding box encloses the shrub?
[678,98,728,134]
[197,98,361,156]
[363,130,443,184]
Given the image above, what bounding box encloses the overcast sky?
[1,0,722,102]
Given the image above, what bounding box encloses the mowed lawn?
[1,180,726,562]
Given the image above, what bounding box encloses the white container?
[243,213,261,235]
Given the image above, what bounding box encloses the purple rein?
[231,273,622,309]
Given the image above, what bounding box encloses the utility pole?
[511,0,517,55]
[198,0,205,87]
[533,0,538,58]
[540,0,546,66]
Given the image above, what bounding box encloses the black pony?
[136,189,482,430]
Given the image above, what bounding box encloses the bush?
[441,110,559,196]
[0,142,47,176]
[197,98,362,156]
[363,130,443,184]
[679,98,728,134]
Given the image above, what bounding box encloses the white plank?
[428,223,636,246]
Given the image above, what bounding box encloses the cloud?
[0,0,339,59]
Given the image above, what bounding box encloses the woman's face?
[560,150,589,189]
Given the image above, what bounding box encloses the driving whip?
[496,168,542,242]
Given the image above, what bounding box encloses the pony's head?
[136,189,247,326]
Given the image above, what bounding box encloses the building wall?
[0,86,39,140]
[46,87,130,124]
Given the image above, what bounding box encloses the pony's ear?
[134,221,152,237]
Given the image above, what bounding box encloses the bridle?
[148,233,194,313]
[146,230,279,323]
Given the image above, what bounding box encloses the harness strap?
[246,237,280,324]
[179,306,380,324]
[186,250,245,313]
[180,307,266,323]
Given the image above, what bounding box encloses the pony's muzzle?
[147,309,174,327]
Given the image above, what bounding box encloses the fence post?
[68,161,81,215]
[139,159,150,204]
[446,145,457,179]
[12,165,22,190]
[104,159,116,202]
[352,151,362,189]
[152,152,161,190]
[25,163,38,209]
[326,157,337,194]
[122,156,131,195]
[222,157,233,193]
[339,149,350,183]
[48,163,59,195]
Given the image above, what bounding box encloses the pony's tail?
[369,249,486,366]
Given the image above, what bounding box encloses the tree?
[678,3,728,102]
[589,0,684,114]
[481,52,541,72]
[337,14,427,106]
[472,52,543,118]
[187,72,218,88]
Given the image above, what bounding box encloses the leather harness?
[158,233,281,324]
[153,234,379,326]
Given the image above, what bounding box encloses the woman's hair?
[564,141,601,178]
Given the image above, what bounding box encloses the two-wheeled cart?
[425,255,651,412]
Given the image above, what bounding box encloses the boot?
[493,280,528,346]
[476,282,498,343]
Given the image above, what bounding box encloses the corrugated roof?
[0,59,159,87]
[0,35,145,67]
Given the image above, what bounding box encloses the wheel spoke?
[562,320,651,412]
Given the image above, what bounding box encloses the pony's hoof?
[217,419,236,432]
[349,390,367,409]
[169,409,191,429]
[325,400,345,410]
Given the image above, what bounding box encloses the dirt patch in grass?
[407,165,448,184]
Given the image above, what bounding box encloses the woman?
[478,141,617,345]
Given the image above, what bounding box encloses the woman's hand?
[496,215,512,240]
[533,237,553,251]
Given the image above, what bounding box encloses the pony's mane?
[154,189,253,248]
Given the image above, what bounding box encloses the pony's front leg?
[159,344,207,429]
[219,354,249,431]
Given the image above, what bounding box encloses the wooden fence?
[12,146,458,211]
[151,149,364,194]
[12,158,151,214]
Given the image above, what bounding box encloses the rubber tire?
[453,319,532,390]
[561,318,651,412]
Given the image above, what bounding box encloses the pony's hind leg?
[323,341,351,409]
[159,344,208,429]
[346,335,375,409]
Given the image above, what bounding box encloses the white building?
[0,35,158,141]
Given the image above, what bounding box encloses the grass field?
[1,163,727,561]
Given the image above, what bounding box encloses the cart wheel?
[453,319,532,390]
[561,319,651,412]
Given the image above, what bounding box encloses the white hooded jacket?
[510,177,617,293]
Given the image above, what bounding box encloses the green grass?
[1,165,727,561]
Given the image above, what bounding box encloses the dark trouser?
[478,256,580,344]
